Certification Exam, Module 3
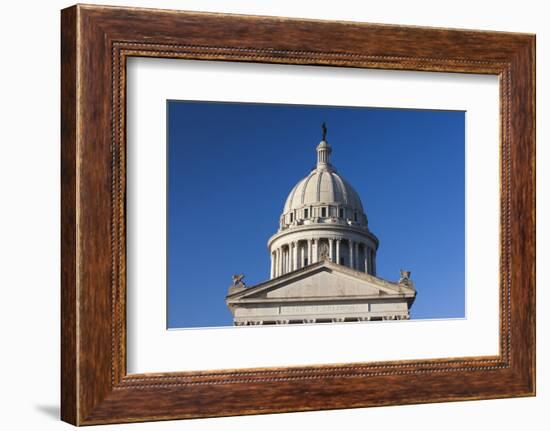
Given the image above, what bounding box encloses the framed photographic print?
[61,4,535,425]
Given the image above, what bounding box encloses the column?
[278,248,283,276]
[372,250,376,275]
[289,243,293,272]
[369,248,373,275]
[354,242,359,270]
[288,246,291,271]
[286,242,292,272]
[288,244,292,272]
[293,241,298,271]
[349,240,354,269]
[312,239,318,263]
[270,252,274,278]
[300,242,305,268]
[364,246,369,274]
[336,239,341,264]
[316,239,320,263]
[287,246,291,272]
[274,251,277,276]
[329,238,334,262]
[307,239,312,266]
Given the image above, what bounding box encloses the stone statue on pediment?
[399,269,411,284]
[228,273,246,295]
[232,273,245,287]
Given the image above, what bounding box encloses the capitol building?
[226,125,416,325]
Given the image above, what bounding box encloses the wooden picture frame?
[61,4,535,425]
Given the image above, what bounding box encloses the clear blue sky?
[167,100,465,329]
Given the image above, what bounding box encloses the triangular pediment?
[264,270,382,299]
[226,260,415,303]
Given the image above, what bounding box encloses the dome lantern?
[316,122,332,168]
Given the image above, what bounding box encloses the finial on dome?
[317,122,332,168]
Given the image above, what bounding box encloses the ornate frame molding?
[61,4,535,425]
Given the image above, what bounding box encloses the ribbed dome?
[278,135,368,230]
[283,169,364,214]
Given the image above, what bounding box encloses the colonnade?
[270,238,376,279]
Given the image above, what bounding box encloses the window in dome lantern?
[290,213,293,222]
[354,212,358,222]
[322,207,327,217]
[339,208,344,218]
[304,208,309,218]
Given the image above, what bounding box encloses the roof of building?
[283,162,365,214]
[226,259,416,305]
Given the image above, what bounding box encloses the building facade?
[226,127,416,325]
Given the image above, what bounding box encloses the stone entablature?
[226,260,416,326]
[268,223,379,248]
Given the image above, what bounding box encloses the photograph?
[167,101,466,328]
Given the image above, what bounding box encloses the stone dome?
[283,168,365,214]
[278,138,368,230]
